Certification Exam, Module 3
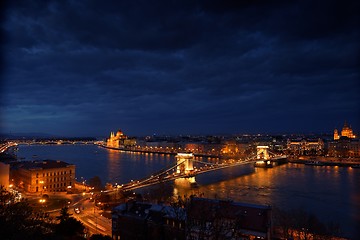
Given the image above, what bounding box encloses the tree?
[89,176,102,191]
[145,182,173,203]
[56,206,72,222]
[0,186,55,239]
[0,187,89,239]
[273,207,343,239]
[55,217,85,239]
[89,234,112,240]
[55,207,85,238]
[186,197,239,240]
[169,195,188,221]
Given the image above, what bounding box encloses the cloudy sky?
[1,0,359,137]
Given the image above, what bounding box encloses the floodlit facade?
[328,139,360,157]
[107,130,136,148]
[334,121,356,140]
[11,160,75,193]
[330,122,359,157]
[0,162,10,190]
[287,139,324,155]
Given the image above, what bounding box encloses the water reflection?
[173,163,359,238]
[16,144,359,238]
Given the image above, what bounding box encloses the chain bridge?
[112,146,286,192]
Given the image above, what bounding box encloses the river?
[15,144,360,238]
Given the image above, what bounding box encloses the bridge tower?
[176,153,194,174]
[257,146,269,160]
[255,146,272,167]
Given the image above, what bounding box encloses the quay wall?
[97,144,220,159]
[289,156,360,166]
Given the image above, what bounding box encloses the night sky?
[1,0,359,137]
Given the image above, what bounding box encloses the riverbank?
[97,143,221,159]
[14,144,360,238]
[0,142,18,153]
[288,156,360,167]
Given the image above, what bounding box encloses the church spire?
[334,129,339,140]
[341,121,356,139]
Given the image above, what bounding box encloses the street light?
[39,198,46,209]
[81,177,87,191]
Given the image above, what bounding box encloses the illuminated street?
[72,198,112,236]
[1,0,359,239]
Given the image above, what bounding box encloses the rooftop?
[12,159,74,170]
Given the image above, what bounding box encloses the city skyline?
[1,0,359,137]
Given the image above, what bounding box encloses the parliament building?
[107,130,136,148]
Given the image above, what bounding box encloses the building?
[348,140,360,157]
[221,141,252,158]
[328,139,360,157]
[187,197,273,240]
[112,201,185,240]
[334,121,356,140]
[0,162,10,190]
[287,138,324,156]
[107,130,136,148]
[334,129,340,140]
[112,198,273,240]
[329,122,359,157]
[11,160,75,193]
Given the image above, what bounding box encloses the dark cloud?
[1,0,359,137]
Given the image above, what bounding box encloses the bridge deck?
[107,153,287,192]
[117,159,257,191]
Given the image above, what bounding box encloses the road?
[72,198,112,236]
[0,142,18,153]
[29,192,112,237]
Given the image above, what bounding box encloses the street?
[72,198,112,236]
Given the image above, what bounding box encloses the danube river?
[15,144,359,238]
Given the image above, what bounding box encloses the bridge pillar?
[255,146,271,167]
[176,153,194,174]
[256,146,269,160]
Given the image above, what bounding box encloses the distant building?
[328,139,360,157]
[107,130,136,148]
[221,141,252,157]
[334,129,340,140]
[287,138,324,155]
[334,121,356,140]
[329,122,359,157]
[11,160,75,193]
[184,143,205,154]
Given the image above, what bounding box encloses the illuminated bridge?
[111,146,286,192]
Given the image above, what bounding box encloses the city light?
[2,123,359,239]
